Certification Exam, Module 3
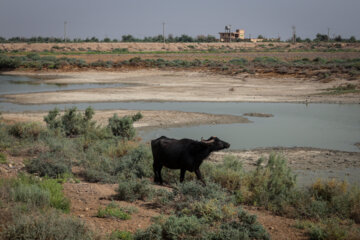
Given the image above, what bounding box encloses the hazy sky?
[1,0,359,40]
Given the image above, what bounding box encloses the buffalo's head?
[201,136,230,151]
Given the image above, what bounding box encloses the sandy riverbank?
[0,109,250,130]
[2,70,360,104]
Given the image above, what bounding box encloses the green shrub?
[1,211,95,240]
[61,106,95,136]
[175,180,226,202]
[0,152,7,164]
[117,178,153,202]
[39,179,70,213]
[82,143,152,183]
[298,218,352,240]
[162,215,205,239]
[229,58,248,65]
[25,152,72,178]
[116,144,153,179]
[97,202,131,220]
[310,179,348,202]
[206,209,270,240]
[44,106,96,137]
[237,154,296,212]
[134,224,162,240]
[110,230,133,240]
[2,176,70,212]
[8,122,45,139]
[135,215,205,240]
[181,199,237,223]
[0,54,21,69]
[108,112,143,139]
[203,155,244,191]
[10,183,50,207]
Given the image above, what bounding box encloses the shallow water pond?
[0,74,128,95]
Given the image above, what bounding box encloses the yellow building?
[219,29,245,42]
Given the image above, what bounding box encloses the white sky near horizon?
[0,0,359,40]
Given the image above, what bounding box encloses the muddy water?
[0,74,128,95]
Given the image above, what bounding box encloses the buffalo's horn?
[202,138,215,144]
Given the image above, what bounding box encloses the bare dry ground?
[2,42,360,53]
[3,70,359,104]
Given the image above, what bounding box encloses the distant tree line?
[0,33,358,43]
[0,34,218,43]
[289,34,358,43]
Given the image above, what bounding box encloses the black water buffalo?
[151,136,230,185]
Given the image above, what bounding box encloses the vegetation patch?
[1,210,95,240]
[0,152,7,164]
[320,83,360,95]
[97,202,131,220]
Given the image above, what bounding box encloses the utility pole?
[229,25,232,43]
[292,25,296,44]
[64,21,67,42]
[327,27,330,42]
[162,22,165,44]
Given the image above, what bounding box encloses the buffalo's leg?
[180,168,186,183]
[153,163,163,185]
[195,168,206,186]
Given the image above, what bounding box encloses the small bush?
[0,152,7,164]
[39,179,70,213]
[97,203,131,220]
[206,209,270,240]
[237,154,296,212]
[25,152,72,178]
[175,180,226,202]
[310,179,348,202]
[44,106,96,137]
[117,178,153,202]
[181,199,237,223]
[203,155,244,191]
[110,230,133,240]
[1,211,95,240]
[2,176,70,212]
[8,122,45,140]
[229,58,248,65]
[116,144,153,179]
[108,112,143,139]
[135,215,205,240]
[10,183,50,207]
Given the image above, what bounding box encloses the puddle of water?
[0,74,128,95]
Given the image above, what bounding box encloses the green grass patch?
[0,152,7,164]
[97,202,131,220]
[109,230,133,240]
[0,175,70,212]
